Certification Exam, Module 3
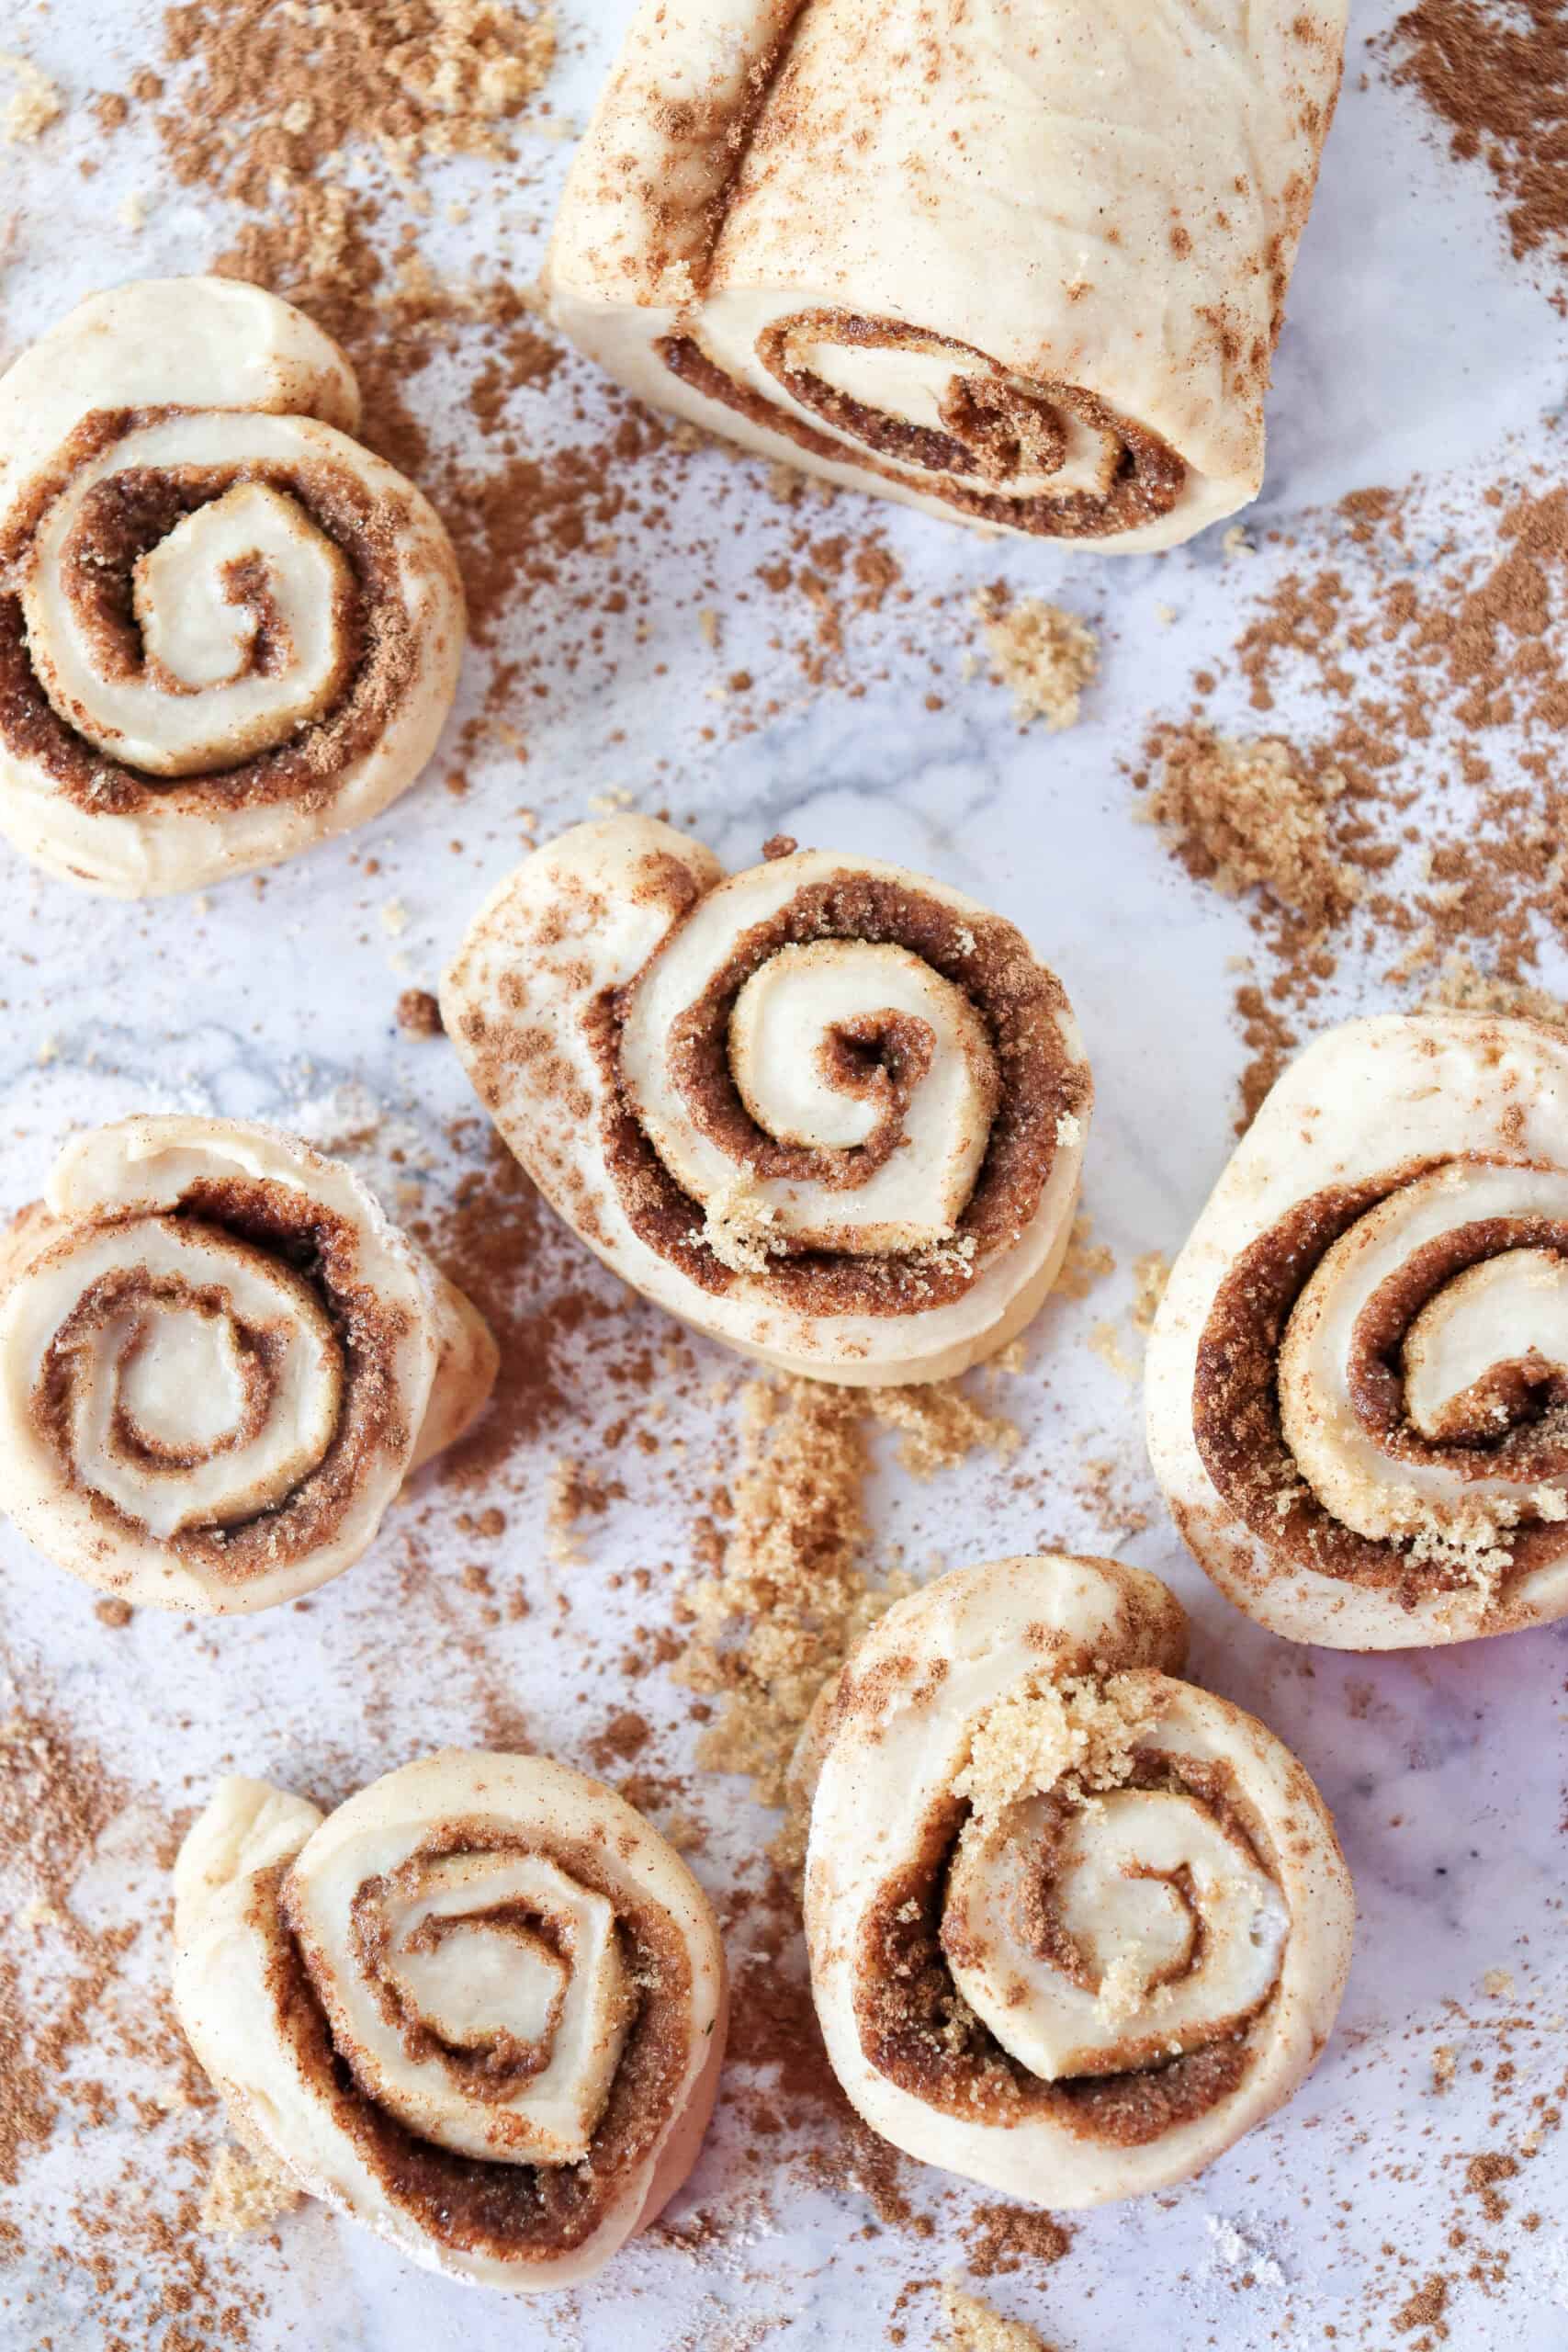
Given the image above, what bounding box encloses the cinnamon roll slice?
[173,1752,728,2291]
[441,817,1090,1384]
[547,0,1347,551]
[0,1115,496,1612]
[799,1555,1352,2204]
[1148,1012,1568,1648]
[0,277,465,895]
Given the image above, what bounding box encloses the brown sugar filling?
[0,406,432,820]
[266,1826,698,2263]
[30,1178,415,1586]
[855,1751,1277,2143]
[1193,1159,1568,1604]
[604,869,1088,1314]
[659,312,1186,539]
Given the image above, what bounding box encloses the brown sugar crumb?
[860,1378,1019,1478]
[1422,950,1568,1031]
[1141,727,1359,927]
[1055,1213,1114,1299]
[1129,1250,1170,1333]
[93,1596,133,1629]
[395,986,445,1038]
[546,1455,618,1565]
[1087,1319,1138,1384]
[200,2139,301,2236]
[679,1379,886,1811]
[973,587,1098,731]
[1,51,63,141]
[1432,2042,1458,2091]
[939,2283,1057,2352]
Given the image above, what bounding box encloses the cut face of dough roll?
[0,277,466,895]
[172,1752,729,2292]
[799,1555,1353,2205]
[441,816,1091,1384]
[547,0,1348,551]
[1147,1013,1568,1649]
[0,1115,497,1612]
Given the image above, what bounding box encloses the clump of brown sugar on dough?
[1142,728,1360,927]
[973,588,1098,731]
[953,1674,1156,1820]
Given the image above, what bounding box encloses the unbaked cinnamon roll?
[442,816,1090,1384]
[0,277,465,895]
[172,1752,728,2292]
[547,0,1347,551]
[799,1554,1352,2204]
[0,1115,496,1612]
[1148,1012,1568,1648]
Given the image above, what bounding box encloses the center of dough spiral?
[625,929,1001,1256]
[40,1215,343,1539]
[21,416,361,779]
[942,1784,1289,2081]
[1278,1159,1568,1544]
[289,1841,636,2166]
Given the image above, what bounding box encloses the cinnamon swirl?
[173,1753,728,2291]
[547,0,1348,551]
[0,1115,496,1612]
[799,1554,1353,2202]
[0,277,465,894]
[1148,1012,1568,1647]
[441,817,1090,1383]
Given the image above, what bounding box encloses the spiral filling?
[604,868,1086,1312]
[1194,1156,1568,1605]
[852,1679,1285,2145]
[659,313,1186,538]
[0,408,424,820]
[28,1177,410,1583]
[264,1827,697,2259]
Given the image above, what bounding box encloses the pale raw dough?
[441,815,1090,1384]
[0,277,465,895]
[0,1114,496,1612]
[172,1752,729,2292]
[1146,1012,1568,1648]
[800,1554,1353,2204]
[548,0,1348,551]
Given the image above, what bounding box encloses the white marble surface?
[1,3,1566,2347]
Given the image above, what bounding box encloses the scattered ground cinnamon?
[1382,1,1568,283]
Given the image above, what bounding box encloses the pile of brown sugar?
[680,1373,1017,1816]
[1133,467,1568,1118]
